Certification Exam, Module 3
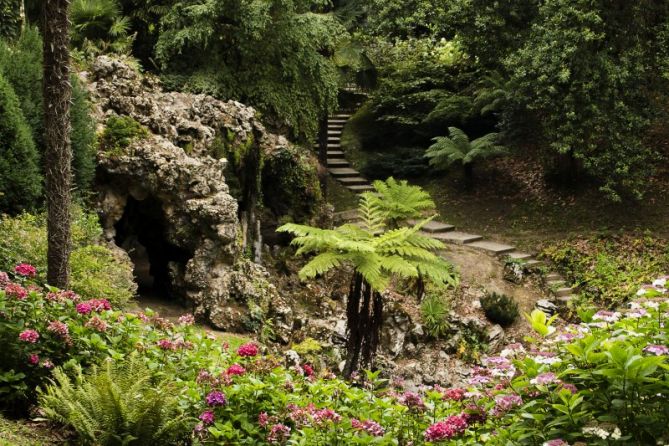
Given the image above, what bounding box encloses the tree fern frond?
[298,251,344,280]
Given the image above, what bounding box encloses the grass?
[0,415,62,446]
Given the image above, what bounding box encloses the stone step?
[338,176,369,186]
[556,295,576,304]
[546,273,562,281]
[327,159,350,167]
[328,120,347,126]
[329,167,360,178]
[555,287,573,297]
[547,279,566,288]
[431,231,483,244]
[410,220,455,233]
[328,137,341,143]
[525,259,544,267]
[327,130,341,135]
[507,252,533,261]
[333,209,359,222]
[328,123,345,129]
[346,184,374,193]
[327,150,346,158]
[327,144,341,149]
[331,114,351,119]
[467,240,516,255]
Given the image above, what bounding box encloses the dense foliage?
[0,211,136,308]
[0,72,43,213]
[0,27,98,195]
[1,261,668,444]
[155,0,344,141]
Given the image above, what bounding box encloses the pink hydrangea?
[267,423,291,444]
[199,410,215,425]
[41,359,54,369]
[76,302,92,315]
[530,372,559,386]
[19,329,39,343]
[5,283,27,300]
[88,299,112,312]
[443,387,466,401]
[399,391,426,411]
[237,342,259,357]
[0,272,10,286]
[47,320,69,338]
[544,440,570,446]
[28,354,39,365]
[352,419,384,437]
[258,411,269,427]
[491,394,523,416]
[313,408,341,424]
[85,316,108,332]
[303,363,314,377]
[424,414,468,441]
[226,363,246,376]
[644,344,669,356]
[157,339,175,350]
[178,313,195,325]
[14,263,37,278]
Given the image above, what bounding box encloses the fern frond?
[298,251,344,279]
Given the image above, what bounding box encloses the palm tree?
[278,192,456,377]
[70,0,131,54]
[43,0,73,288]
[425,127,507,187]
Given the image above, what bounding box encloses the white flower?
[611,427,622,440]
[653,278,667,288]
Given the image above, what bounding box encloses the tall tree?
[43,0,72,288]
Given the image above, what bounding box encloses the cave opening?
[114,195,192,302]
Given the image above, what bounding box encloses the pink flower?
[424,414,468,441]
[644,344,669,356]
[157,339,175,351]
[530,372,559,386]
[237,343,259,357]
[544,440,570,446]
[399,391,426,411]
[443,387,466,401]
[267,423,291,444]
[5,283,27,300]
[226,363,246,376]
[178,313,195,325]
[351,419,384,436]
[491,394,523,416]
[47,320,69,338]
[41,359,54,369]
[28,354,39,365]
[14,263,37,278]
[303,364,314,377]
[199,410,215,425]
[0,272,10,286]
[19,329,39,343]
[258,412,269,427]
[593,310,621,323]
[76,302,92,315]
[88,299,112,312]
[85,316,108,332]
[313,408,341,425]
[205,391,227,407]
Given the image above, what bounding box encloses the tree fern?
[38,354,190,446]
[365,177,436,227]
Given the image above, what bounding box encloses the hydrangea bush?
[2,263,668,444]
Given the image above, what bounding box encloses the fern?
[365,177,436,227]
[38,354,190,446]
[425,127,508,170]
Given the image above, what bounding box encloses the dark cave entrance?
[114,196,191,301]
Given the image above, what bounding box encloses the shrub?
[480,292,519,326]
[97,115,149,154]
[0,72,42,213]
[420,292,450,338]
[0,27,98,195]
[39,354,190,446]
[0,211,136,307]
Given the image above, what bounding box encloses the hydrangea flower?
[643,344,669,356]
[424,414,468,441]
[530,372,558,386]
[303,363,314,377]
[76,302,92,315]
[28,354,39,365]
[199,410,215,425]
[313,408,341,424]
[205,390,227,407]
[157,339,175,351]
[178,314,195,325]
[399,391,426,411]
[0,272,9,286]
[351,419,385,436]
[47,320,69,338]
[85,316,108,332]
[258,412,269,427]
[267,423,291,444]
[226,363,246,376]
[19,329,39,343]
[237,342,259,357]
[543,440,569,446]
[5,283,27,300]
[14,263,37,277]
[592,310,621,323]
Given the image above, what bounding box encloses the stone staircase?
[321,111,577,307]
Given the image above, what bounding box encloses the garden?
[1,1,669,445]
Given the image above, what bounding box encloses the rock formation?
[86,56,293,337]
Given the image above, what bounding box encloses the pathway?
[321,111,577,306]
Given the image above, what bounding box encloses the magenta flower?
[157,339,175,351]
[644,344,669,356]
[14,263,37,278]
[492,394,523,416]
[199,410,215,425]
[76,302,92,315]
[313,408,342,424]
[205,391,227,407]
[267,423,291,444]
[399,391,426,411]
[47,320,69,338]
[443,387,466,401]
[226,364,246,376]
[28,354,39,365]
[303,364,314,377]
[237,342,259,357]
[19,329,39,343]
[178,313,195,325]
[424,414,468,441]
[88,299,112,312]
[258,411,269,427]
[352,419,384,436]
[5,283,27,300]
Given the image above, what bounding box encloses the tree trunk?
[343,272,384,378]
[19,0,26,32]
[43,0,72,288]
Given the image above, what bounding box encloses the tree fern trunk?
[464,162,474,189]
[43,0,72,288]
[344,272,363,378]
